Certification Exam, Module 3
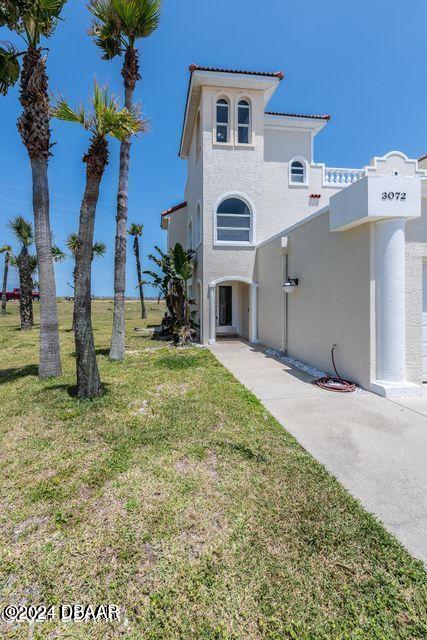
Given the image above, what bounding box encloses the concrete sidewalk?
[209,339,427,565]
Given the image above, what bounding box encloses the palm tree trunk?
[19,47,62,377]
[18,248,33,330]
[110,47,139,361]
[74,138,107,399]
[134,236,147,319]
[1,253,9,315]
[30,157,62,374]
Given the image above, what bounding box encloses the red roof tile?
[189,64,284,80]
[161,201,187,217]
[265,111,330,121]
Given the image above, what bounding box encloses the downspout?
[281,236,289,353]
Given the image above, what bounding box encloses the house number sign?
[381,192,407,201]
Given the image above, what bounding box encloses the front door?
[218,285,232,327]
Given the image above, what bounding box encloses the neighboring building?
[161,64,427,398]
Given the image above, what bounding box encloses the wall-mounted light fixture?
[283,278,299,294]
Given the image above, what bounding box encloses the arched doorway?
[207,277,258,345]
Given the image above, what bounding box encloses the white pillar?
[249,283,259,344]
[208,283,216,345]
[372,218,419,397]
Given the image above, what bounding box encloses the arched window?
[195,203,201,246]
[216,197,251,243]
[237,99,251,144]
[290,159,306,184]
[187,219,193,250]
[216,98,229,143]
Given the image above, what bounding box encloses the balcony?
[324,167,365,185]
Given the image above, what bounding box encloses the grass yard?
[0,300,426,639]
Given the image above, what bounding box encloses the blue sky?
[0,0,426,296]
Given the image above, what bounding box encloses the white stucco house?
[161,64,427,398]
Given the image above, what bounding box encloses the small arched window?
[195,203,201,246]
[187,219,193,250]
[216,197,251,243]
[290,160,306,184]
[216,98,229,143]
[237,99,251,144]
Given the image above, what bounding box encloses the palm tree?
[9,216,35,330]
[89,0,161,361]
[53,83,142,398]
[0,1,67,376]
[0,245,12,315]
[128,223,147,319]
[66,232,106,331]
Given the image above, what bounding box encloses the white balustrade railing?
[324,167,365,185]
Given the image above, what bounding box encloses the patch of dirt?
[155,383,190,397]
[175,451,217,479]
[13,515,49,542]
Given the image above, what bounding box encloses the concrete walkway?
[209,339,427,565]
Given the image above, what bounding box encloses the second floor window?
[237,100,251,144]
[195,203,201,246]
[216,98,229,143]
[187,219,193,250]
[290,160,305,184]
[216,197,251,243]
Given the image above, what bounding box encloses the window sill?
[288,182,309,188]
[214,241,255,248]
[213,142,234,149]
[234,143,255,150]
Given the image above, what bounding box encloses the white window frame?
[195,202,202,248]
[187,218,193,250]
[236,98,251,145]
[215,97,230,145]
[289,157,309,187]
[195,110,201,161]
[213,193,255,247]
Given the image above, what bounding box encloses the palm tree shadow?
[0,364,39,384]
[47,382,111,399]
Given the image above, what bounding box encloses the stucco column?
[249,283,259,344]
[372,218,417,396]
[208,283,216,345]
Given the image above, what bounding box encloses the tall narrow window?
[237,100,251,144]
[195,203,201,246]
[216,98,229,143]
[216,197,251,243]
[187,219,193,250]
[290,160,305,183]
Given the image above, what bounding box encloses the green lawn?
[0,300,426,639]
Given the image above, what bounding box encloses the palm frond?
[52,97,86,127]
[65,232,78,256]
[51,244,66,262]
[92,241,106,258]
[0,42,21,96]
[128,222,143,236]
[8,215,34,248]
[112,0,161,39]
[0,244,12,253]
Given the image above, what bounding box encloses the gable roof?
[188,65,284,80]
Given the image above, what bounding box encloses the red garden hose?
[314,346,356,393]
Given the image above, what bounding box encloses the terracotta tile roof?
[265,111,331,121]
[161,201,187,217]
[189,64,284,80]
[419,153,427,162]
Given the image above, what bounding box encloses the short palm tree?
[66,232,106,331]
[0,245,12,315]
[89,0,161,361]
[0,0,68,375]
[128,223,147,319]
[9,216,35,330]
[53,83,143,398]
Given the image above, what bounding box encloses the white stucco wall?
[257,210,372,388]
[255,236,285,351]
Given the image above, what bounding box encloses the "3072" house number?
[381,192,407,201]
